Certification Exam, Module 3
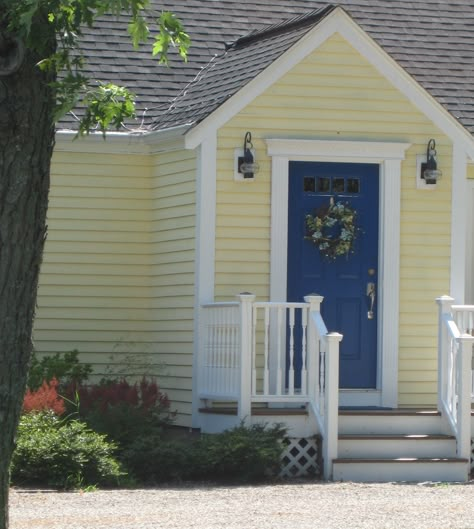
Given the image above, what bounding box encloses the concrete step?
[333,457,470,483]
[338,433,457,459]
[339,409,446,435]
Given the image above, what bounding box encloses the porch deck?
[197,295,474,481]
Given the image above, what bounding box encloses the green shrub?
[198,423,287,482]
[11,411,124,489]
[28,350,92,391]
[121,435,197,483]
[122,423,287,484]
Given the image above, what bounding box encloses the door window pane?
[317,177,330,192]
[347,178,360,194]
[304,176,315,192]
[333,178,345,193]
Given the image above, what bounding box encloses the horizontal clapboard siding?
[35,151,155,378]
[150,149,196,425]
[34,146,197,426]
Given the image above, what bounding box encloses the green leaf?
[153,11,190,64]
[128,15,149,49]
[16,0,41,37]
[79,83,137,136]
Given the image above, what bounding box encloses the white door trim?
[266,139,411,408]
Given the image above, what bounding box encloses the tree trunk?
[0,29,56,529]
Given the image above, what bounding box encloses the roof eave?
[55,123,192,155]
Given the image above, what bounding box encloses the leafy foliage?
[305,201,358,260]
[11,411,124,489]
[71,377,174,451]
[3,0,190,132]
[27,350,92,391]
[198,423,288,482]
[23,378,66,415]
[79,83,136,135]
[122,423,288,484]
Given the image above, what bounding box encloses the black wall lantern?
[238,131,259,179]
[421,139,442,185]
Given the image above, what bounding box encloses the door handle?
[366,282,376,320]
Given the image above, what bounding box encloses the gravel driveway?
[9,481,474,529]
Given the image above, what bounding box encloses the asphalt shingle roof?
[61,1,474,137]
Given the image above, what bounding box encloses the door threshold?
[339,389,381,408]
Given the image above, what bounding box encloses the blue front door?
[287,161,379,388]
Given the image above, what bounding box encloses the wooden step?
[198,405,314,435]
[339,409,445,435]
[333,457,470,483]
[338,433,457,459]
[199,406,307,416]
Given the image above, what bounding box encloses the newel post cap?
[304,293,324,311]
[237,292,256,302]
[436,295,454,311]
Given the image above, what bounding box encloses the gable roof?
[61,1,474,139]
[153,6,336,131]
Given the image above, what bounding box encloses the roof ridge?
[225,4,336,50]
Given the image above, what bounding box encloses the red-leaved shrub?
[72,377,170,415]
[65,377,173,449]
[23,378,66,415]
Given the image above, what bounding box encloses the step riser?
[338,438,457,459]
[333,461,469,483]
[339,415,446,435]
[199,412,317,436]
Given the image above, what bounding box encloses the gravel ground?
[9,481,474,529]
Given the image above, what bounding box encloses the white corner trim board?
[192,133,217,428]
[266,138,411,409]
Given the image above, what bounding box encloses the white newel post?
[304,294,324,403]
[238,293,256,422]
[324,332,342,481]
[436,295,454,411]
[456,333,474,460]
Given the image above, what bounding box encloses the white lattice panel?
[280,437,320,478]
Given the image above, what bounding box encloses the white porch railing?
[199,293,341,479]
[199,301,240,401]
[437,296,474,464]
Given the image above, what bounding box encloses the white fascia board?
[184,7,474,159]
[55,124,189,155]
[266,139,411,161]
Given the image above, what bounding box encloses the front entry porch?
[196,294,474,482]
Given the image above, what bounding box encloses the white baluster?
[217,311,223,394]
[263,306,270,396]
[276,306,283,396]
[288,307,295,396]
[252,305,257,396]
[225,309,230,392]
[319,348,325,414]
[301,307,308,396]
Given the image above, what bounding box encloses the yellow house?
[35,3,474,481]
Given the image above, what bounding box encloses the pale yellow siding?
[468,164,474,179]
[34,147,196,426]
[35,150,155,372]
[215,33,452,407]
[150,149,196,424]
